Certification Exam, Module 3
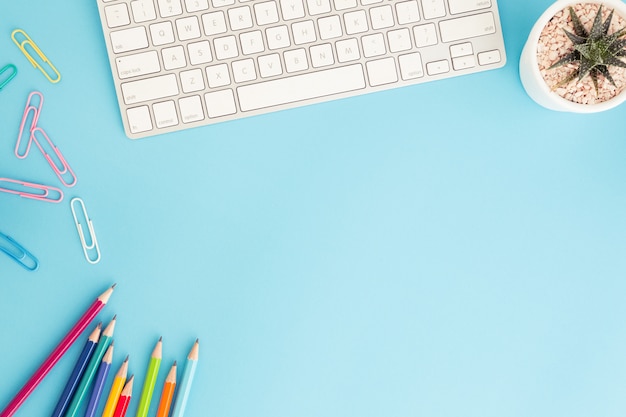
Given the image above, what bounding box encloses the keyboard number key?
[105,4,131,28]
[158,0,183,17]
[185,0,210,12]
[153,101,179,128]
[130,0,157,23]
[127,106,153,134]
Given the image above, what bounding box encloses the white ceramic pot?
[519,0,626,112]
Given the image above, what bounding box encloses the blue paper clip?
[71,198,101,264]
[0,231,39,271]
[11,29,61,84]
[0,64,17,90]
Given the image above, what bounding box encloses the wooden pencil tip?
[124,355,129,362]
[158,336,163,342]
[112,283,117,289]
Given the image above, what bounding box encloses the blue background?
[2,1,626,417]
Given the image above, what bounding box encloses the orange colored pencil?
[112,375,134,417]
[155,362,177,417]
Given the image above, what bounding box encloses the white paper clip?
[70,197,101,264]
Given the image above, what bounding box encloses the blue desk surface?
[2,1,626,416]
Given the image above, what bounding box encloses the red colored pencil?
[112,375,134,417]
[0,285,115,417]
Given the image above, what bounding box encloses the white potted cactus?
[519,0,626,112]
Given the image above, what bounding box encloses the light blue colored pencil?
[170,340,199,417]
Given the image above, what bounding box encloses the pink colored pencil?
[0,285,115,417]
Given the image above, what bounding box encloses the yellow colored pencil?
[101,356,129,417]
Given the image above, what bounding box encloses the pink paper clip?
[16,91,44,159]
[30,127,77,187]
[0,177,63,203]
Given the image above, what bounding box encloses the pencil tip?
[173,361,177,366]
[158,336,163,342]
[112,283,117,289]
[112,314,117,320]
[124,355,129,362]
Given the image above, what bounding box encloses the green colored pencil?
[135,337,163,417]
[64,316,116,417]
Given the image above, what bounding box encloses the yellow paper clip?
[71,198,101,264]
[11,29,61,84]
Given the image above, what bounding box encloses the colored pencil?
[84,343,114,417]
[100,357,129,417]
[50,323,102,417]
[0,285,115,417]
[112,376,134,417]
[66,316,117,417]
[170,340,199,417]
[155,362,177,417]
[135,337,162,417]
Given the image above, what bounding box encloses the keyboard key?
[310,43,334,67]
[398,52,424,79]
[284,48,308,72]
[292,20,317,45]
[202,11,227,35]
[396,1,420,24]
[121,74,179,104]
[212,0,236,7]
[228,6,254,30]
[214,35,239,59]
[318,15,342,39]
[127,106,153,133]
[369,5,394,29]
[448,0,491,14]
[180,68,206,92]
[452,55,476,70]
[206,63,231,87]
[180,95,205,122]
[413,23,437,47]
[162,46,187,70]
[153,101,179,128]
[110,27,149,53]
[280,0,305,20]
[422,0,446,19]
[267,25,290,49]
[388,28,412,52]
[176,16,201,40]
[336,38,360,62]
[131,0,157,23]
[116,51,161,79]
[426,59,450,75]
[366,57,398,86]
[240,31,265,54]
[362,33,386,58]
[150,21,175,45]
[237,64,366,111]
[333,0,356,10]
[258,53,283,77]
[478,49,501,65]
[205,90,237,118]
[439,12,496,42]
[187,40,213,64]
[184,0,210,12]
[232,58,257,82]
[306,0,331,15]
[254,1,280,25]
[105,4,131,28]
[158,0,183,17]
[344,10,368,34]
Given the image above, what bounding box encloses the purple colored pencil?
[83,344,114,417]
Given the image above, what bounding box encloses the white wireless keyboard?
[96,0,506,139]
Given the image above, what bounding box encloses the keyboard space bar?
[237,64,366,112]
